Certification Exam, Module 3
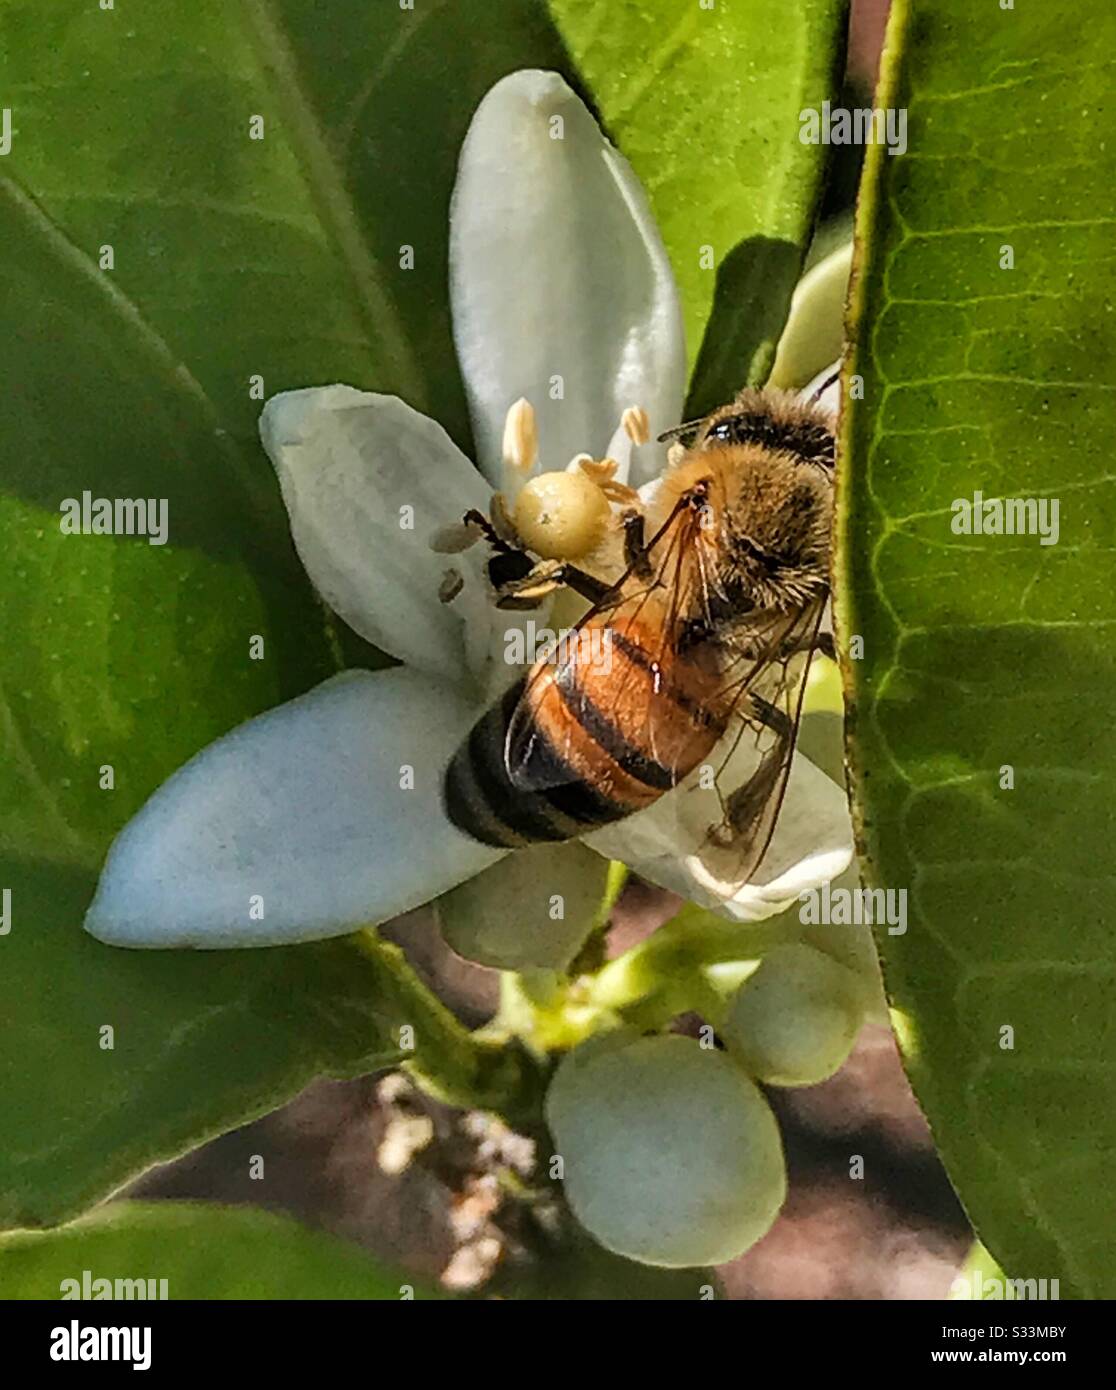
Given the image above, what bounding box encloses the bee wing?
[503,492,709,792]
[683,595,830,895]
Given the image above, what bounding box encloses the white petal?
[800,359,843,417]
[576,418,659,491]
[260,386,495,684]
[591,419,668,491]
[586,750,854,923]
[601,421,634,484]
[450,69,686,489]
[636,474,664,509]
[84,669,504,949]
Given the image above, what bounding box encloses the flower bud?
[722,941,865,1087]
[546,1033,786,1266]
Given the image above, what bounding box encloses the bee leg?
[457,502,527,555]
[705,696,785,831]
[621,509,655,579]
[493,560,564,610]
[466,498,612,611]
[709,749,786,850]
[749,693,793,737]
[781,629,836,661]
[493,559,611,610]
[712,699,792,847]
[561,565,614,605]
[459,507,504,548]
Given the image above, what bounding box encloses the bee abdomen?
[443,679,633,849]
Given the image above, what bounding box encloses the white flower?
[84,70,853,951]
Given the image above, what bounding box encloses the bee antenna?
[656,416,705,444]
[808,367,841,405]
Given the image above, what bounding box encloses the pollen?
[513,469,612,560]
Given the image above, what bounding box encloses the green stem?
[352,929,543,1122]
[589,906,775,1014]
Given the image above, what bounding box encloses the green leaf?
[0,1201,433,1300]
[0,0,574,1228]
[838,0,1116,1297]
[0,861,408,1229]
[550,0,848,413]
[0,0,850,1232]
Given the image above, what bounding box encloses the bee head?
[713,448,832,611]
[702,388,835,469]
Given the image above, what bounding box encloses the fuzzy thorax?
[651,442,832,616]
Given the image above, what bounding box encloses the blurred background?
[120,0,975,1299]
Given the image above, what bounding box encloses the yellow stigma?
[513,469,611,560]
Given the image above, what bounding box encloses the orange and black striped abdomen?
[443,614,728,849]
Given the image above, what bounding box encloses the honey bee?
[442,381,838,895]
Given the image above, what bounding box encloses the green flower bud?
[546,1033,786,1267]
[435,840,609,971]
[722,941,866,1087]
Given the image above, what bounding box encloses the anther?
[621,405,651,446]
[576,456,619,485]
[502,397,538,476]
[438,567,465,604]
[430,517,483,554]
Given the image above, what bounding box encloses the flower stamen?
[622,404,651,446]
[577,454,640,507]
[489,490,520,545]
[438,567,465,604]
[576,455,617,486]
[502,397,539,477]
